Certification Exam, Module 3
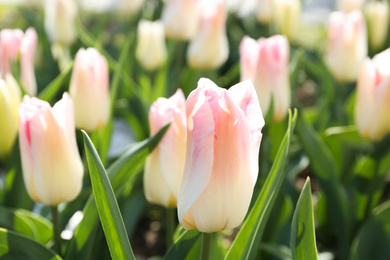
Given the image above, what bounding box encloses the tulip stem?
[201,232,212,260]
[166,208,176,248]
[51,206,62,256]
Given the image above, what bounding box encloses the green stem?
[201,233,212,260]
[165,208,176,248]
[364,156,381,220]
[51,206,62,256]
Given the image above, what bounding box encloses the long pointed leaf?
[82,131,135,260]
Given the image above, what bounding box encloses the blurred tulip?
[69,48,110,131]
[20,28,38,96]
[272,0,301,40]
[0,29,23,78]
[116,0,144,15]
[178,78,264,232]
[364,1,389,51]
[0,75,21,157]
[338,0,364,12]
[162,0,199,40]
[325,11,367,82]
[240,35,290,122]
[187,0,229,69]
[355,49,390,141]
[257,0,273,24]
[19,93,83,206]
[136,20,168,71]
[144,89,186,207]
[44,0,77,46]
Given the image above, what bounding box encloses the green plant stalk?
[364,156,381,220]
[51,205,61,256]
[166,208,176,248]
[201,232,212,260]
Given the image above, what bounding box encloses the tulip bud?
[187,0,229,69]
[355,49,390,141]
[240,35,290,122]
[0,29,23,78]
[257,0,273,24]
[44,0,77,46]
[19,93,84,206]
[338,0,364,12]
[364,1,389,51]
[136,20,168,71]
[144,89,186,207]
[178,78,264,232]
[20,28,38,96]
[272,0,301,40]
[161,0,199,40]
[325,11,367,82]
[0,75,21,157]
[69,48,110,131]
[116,0,145,15]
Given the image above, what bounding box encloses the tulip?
[272,0,301,40]
[161,0,199,40]
[239,35,290,122]
[44,0,77,46]
[187,0,229,69]
[178,78,264,232]
[355,49,390,141]
[144,89,186,207]
[325,11,367,83]
[0,75,22,157]
[136,20,168,71]
[364,1,389,51]
[257,0,273,24]
[20,28,38,96]
[338,0,364,12]
[0,29,23,78]
[116,0,145,15]
[69,48,110,131]
[19,93,84,206]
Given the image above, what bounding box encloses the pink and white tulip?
[20,28,38,96]
[325,11,367,82]
[240,35,290,122]
[144,89,187,207]
[355,49,390,141]
[272,0,301,40]
[19,93,83,205]
[187,0,229,69]
[69,48,110,131]
[0,29,23,78]
[178,78,264,232]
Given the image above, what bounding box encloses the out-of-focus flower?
[257,0,273,24]
[144,89,186,207]
[364,1,389,51]
[325,11,367,82]
[115,0,145,15]
[355,49,390,141]
[240,35,290,122]
[44,0,77,46]
[136,20,168,71]
[0,75,21,157]
[338,0,365,12]
[178,78,264,232]
[0,29,23,78]
[19,93,83,206]
[77,0,115,13]
[20,28,38,96]
[69,48,110,131]
[272,0,301,40]
[161,0,199,40]
[187,0,229,69]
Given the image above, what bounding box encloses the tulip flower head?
[69,48,110,131]
[116,0,145,15]
[187,0,229,69]
[136,20,168,71]
[239,35,290,122]
[144,89,187,207]
[364,1,389,51]
[257,0,273,24]
[338,0,365,12]
[325,11,367,83]
[0,29,23,78]
[19,93,84,206]
[272,0,301,40]
[0,75,22,157]
[162,0,199,40]
[355,49,390,141]
[178,78,264,232]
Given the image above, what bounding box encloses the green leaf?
[82,130,135,260]
[224,109,297,260]
[65,124,169,260]
[350,201,390,260]
[290,178,318,260]
[0,228,61,260]
[164,229,201,260]
[296,112,350,260]
[324,125,371,149]
[38,62,73,102]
